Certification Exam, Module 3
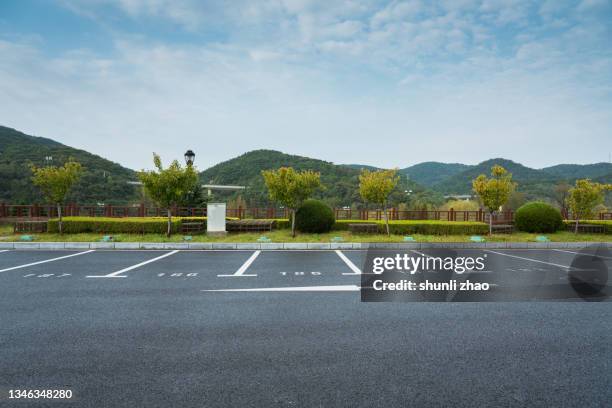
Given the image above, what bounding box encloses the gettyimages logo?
[371,253,487,275]
[361,245,610,302]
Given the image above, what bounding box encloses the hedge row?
[47,217,490,235]
[334,220,489,235]
[272,219,488,235]
[563,220,612,234]
[48,217,207,234]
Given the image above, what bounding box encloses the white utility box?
[207,203,226,235]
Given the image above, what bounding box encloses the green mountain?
[430,159,612,198]
[342,164,381,171]
[594,173,612,184]
[200,149,421,207]
[0,126,138,204]
[400,162,472,187]
[542,163,612,182]
[2,125,609,207]
[432,158,562,198]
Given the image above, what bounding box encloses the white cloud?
[1,1,611,169]
[371,1,423,28]
[577,0,610,11]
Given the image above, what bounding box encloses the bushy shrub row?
[333,220,489,235]
[48,216,207,234]
[48,216,489,235]
[387,221,489,235]
[331,220,379,230]
[264,218,488,235]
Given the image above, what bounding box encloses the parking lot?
[1,248,611,407]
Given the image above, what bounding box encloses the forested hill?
[2,125,609,206]
[0,126,137,204]
[400,162,471,187]
[542,163,612,181]
[432,158,560,198]
[431,158,612,198]
[199,149,422,207]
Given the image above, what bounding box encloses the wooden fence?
[0,203,610,223]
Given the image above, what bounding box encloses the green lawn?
[0,224,609,243]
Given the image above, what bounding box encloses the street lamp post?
[184,150,195,166]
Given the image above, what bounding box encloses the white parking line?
[552,249,612,260]
[336,250,362,275]
[0,250,9,253]
[203,284,361,292]
[485,250,571,269]
[218,250,261,277]
[86,250,180,278]
[0,250,95,273]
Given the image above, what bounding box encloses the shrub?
[333,220,488,235]
[47,216,281,234]
[387,221,488,235]
[46,216,491,236]
[515,202,563,233]
[48,217,181,234]
[227,219,290,230]
[295,200,335,233]
[332,220,380,231]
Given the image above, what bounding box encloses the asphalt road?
[0,249,610,407]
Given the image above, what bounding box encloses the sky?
[0,0,611,171]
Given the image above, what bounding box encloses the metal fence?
[0,203,610,223]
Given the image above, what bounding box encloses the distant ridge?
[400,162,472,187]
[542,163,612,181]
[0,125,137,204]
[342,164,381,171]
[199,149,420,206]
[1,125,609,205]
[431,158,560,198]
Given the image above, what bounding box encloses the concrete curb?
[1,241,610,250]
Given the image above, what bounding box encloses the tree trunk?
[574,218,579,234]
[383,202,390,236]
[291,209,296,238]
[57,203,63,235]
[489,211,493,235]
[167,209,172,237]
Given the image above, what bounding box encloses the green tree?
[181,183,207,208]
[138,153,198,236]
[472,165,515,235]
[567,179,612,233]
[30,159,83,234]
[554,181,571,217]
[359,168,400,235]
[261,167,322,237]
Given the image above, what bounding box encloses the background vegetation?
[2,126,611,212]
[0,126,138,204]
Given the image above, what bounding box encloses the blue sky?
[0,0,611,171]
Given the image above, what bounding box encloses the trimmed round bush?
[295,200,335,233]
[515,202,563,233]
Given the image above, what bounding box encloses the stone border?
[0,241,610,250]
